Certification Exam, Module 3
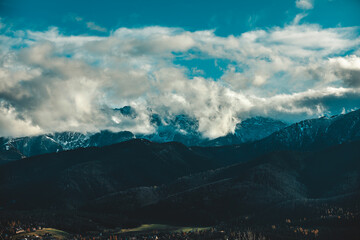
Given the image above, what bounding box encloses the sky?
[0,0,359,138]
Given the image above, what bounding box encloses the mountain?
[144,115,287,146]
[0,139,221,210]
[88,130,135,147]
[254,109,360,152]
[1,111,360,238]
[1,109,360,163]
[50,131,91,150]
[0,130,135,159]
[0,138,25,165]
[89,140,360,226]
[114,106,137,119]
[140,114,202,146]
[0,115,287,159]
[1,136,359,239]
[192,109,360,165]
[203,117,287,146]
[7,135,64,157]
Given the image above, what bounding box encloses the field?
[11,228,70,240]
[118,223,211,234]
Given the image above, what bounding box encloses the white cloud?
[65,14,107,32]
[293,13,308,25]
[75,16,83,22]
[0,101,42,137]
[0,21,359,138]
[329,55,360,87]
[86,22,107,32]
[296,0,314,10]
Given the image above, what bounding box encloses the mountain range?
[1,109,360,239]
[3,108,358,162]
[0,114,287,160]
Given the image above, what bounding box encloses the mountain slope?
[203,117,287,146]
[126,140,360,225]
[7,109,358,162]
[0,131,360,238]
[2,130,135,158]
[0,139,220,210]
[0,141,25,165]
[193,109,360,165]
[257,110,360,151]
[0,116,287,159]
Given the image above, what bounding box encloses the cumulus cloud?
[0,101,42,137]
[0,21,359,138]
[329,55,360,87]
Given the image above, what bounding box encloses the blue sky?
[0,0,359,137]
[1,0,359,35]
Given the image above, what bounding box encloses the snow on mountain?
[0,114,287,158]
[255,109,360,151]
[6,108,360,159]
[51,132,90,150]
[141,114,202,146]
[203,117,288,146]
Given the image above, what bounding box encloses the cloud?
[255,87,360,120]
[296,0,314,10]
[65,14,107,32]
[0,21,359,138]
[75,16,83,22]
[0,101,42,137]
[86,22,107,32]
[329,55,360,87]
[293,13,308,25]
